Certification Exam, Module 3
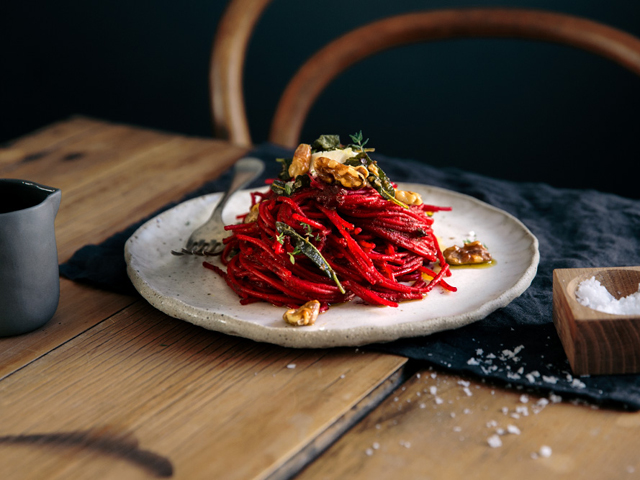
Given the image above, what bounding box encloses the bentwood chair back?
[210,1,640,149]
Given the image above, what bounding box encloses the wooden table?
[0,117,638,479]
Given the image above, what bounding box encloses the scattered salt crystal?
[486,353,496,359]
[476,348,484,356]
[450,412,456,418]
[431,373,437,379]
[571,378,587,389]
[435,397,444,405]
[373,442,380,450]
[416,373,421,378]
[365,448,374,456]
[507,425,521,435]
[549,393,563,403]
[467,357,480,365]
[453,426,462,432]
[542,375,558,384]
[463,387,473,397]
[287,364,296,369]
[576,276,640,315]
[516,406,529,416]
[486,420,498,428]
[539,446,552,457]
[510,413,520,419]
[487,435,502,448]
[536,398,549,407]
[458,380,470,387]
[525,373,537,383]
[430,386,438,395]
[420,403,426,409]
[501,407,509,415]
[463,408,471,414]
[496,428,505,435]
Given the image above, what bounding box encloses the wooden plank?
[296,369,640,479]
[553,267,640,375]
[0,301,406,480]
[0,279,134,380]
[0,116,103,170]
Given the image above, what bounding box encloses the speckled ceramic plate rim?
[125,183,539,348]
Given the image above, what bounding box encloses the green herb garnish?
[271,174,311,197]
[348,130,370,151]
[311,134,341,152]
[276,157,293,181]
[276,221,345,294]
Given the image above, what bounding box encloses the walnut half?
[443,241,492,265]
[314,157,368,188]
[283,300,321,326]
[395,189,423,206]
[288,143,312,179]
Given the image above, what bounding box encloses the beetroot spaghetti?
[203,133,456,322]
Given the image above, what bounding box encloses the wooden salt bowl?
[553,266,640,376]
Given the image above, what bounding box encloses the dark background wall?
[2,1,639,198]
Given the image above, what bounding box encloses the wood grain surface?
[2,118,640,480]
[553,267,640,375]
[0,301,406,480]
[297,370,640,480]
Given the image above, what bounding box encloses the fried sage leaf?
[276,157,293,181]
[270,174,311,197]
[311,134,341,152]
[275,221,345,294]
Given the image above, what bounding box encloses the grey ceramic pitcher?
[0,179,61,336]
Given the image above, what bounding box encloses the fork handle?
[207,157,265,222]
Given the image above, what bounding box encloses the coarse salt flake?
[487,435,502,448]
[507,425,521,435]
[539,445,552,457]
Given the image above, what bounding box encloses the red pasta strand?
[206,181,455,310]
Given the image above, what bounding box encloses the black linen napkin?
[60,143,640,409]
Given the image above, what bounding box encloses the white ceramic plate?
[125,183,539,348]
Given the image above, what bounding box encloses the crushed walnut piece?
[313,157,369,188]
[288,143,312,179]
[395,189,423,206]
[243,203,260,223]
[443,241,492,265]
[283,300,321,326]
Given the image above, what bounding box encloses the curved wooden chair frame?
[210,5,640,149]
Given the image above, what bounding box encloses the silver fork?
[171,157,265,256]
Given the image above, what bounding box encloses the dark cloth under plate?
[60,143,640,409]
